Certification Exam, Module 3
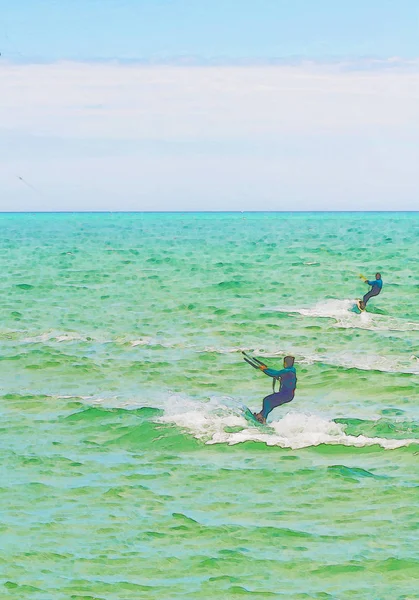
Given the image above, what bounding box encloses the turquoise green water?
[1,212,418,599]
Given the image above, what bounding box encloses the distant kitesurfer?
[16,175,39,193]
[248,355,297,424]
[358,273,383,310]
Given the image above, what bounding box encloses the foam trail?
[211,412,415,450]
[272,299,419,332]
[297,299,360,319]
[157,396,417,451]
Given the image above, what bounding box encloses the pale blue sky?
[1,0,419,61]
[1,1,418,210]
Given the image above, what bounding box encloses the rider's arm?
[260,367,285,378]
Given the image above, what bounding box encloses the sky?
[1,0,419,210]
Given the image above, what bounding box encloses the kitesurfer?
[359,273,383,310]
[252,355,297,424]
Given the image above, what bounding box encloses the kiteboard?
[356,299,366,312]
[242,405,267,427]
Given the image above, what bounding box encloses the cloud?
[1,60,418,210]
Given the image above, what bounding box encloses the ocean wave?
[156,395,418,451]
[19,330,166,347]
[23,331,97,344]
[4,331,419,379]
[297,350,419,376]
[201,345,419,376]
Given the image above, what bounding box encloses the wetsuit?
[260,366,297,419]
[363,278,383,306]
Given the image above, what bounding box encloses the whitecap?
[157,396,417,451]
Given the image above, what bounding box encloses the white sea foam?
[297,298,360,319]
[157,395,417,451]
[55,333,85,342]
[23,331,149,345]
[23,331,85,343]
[272,298,419,332]
[131,338,153,347]
[201,345,263,355]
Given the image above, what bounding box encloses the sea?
[1,212,418,599]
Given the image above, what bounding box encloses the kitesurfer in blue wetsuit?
[253,356,297,424]
[359,272,383,310]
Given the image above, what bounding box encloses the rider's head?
[284,356,295,368]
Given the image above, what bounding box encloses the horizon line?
[1,211,418,215]
[2,56,419,70]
